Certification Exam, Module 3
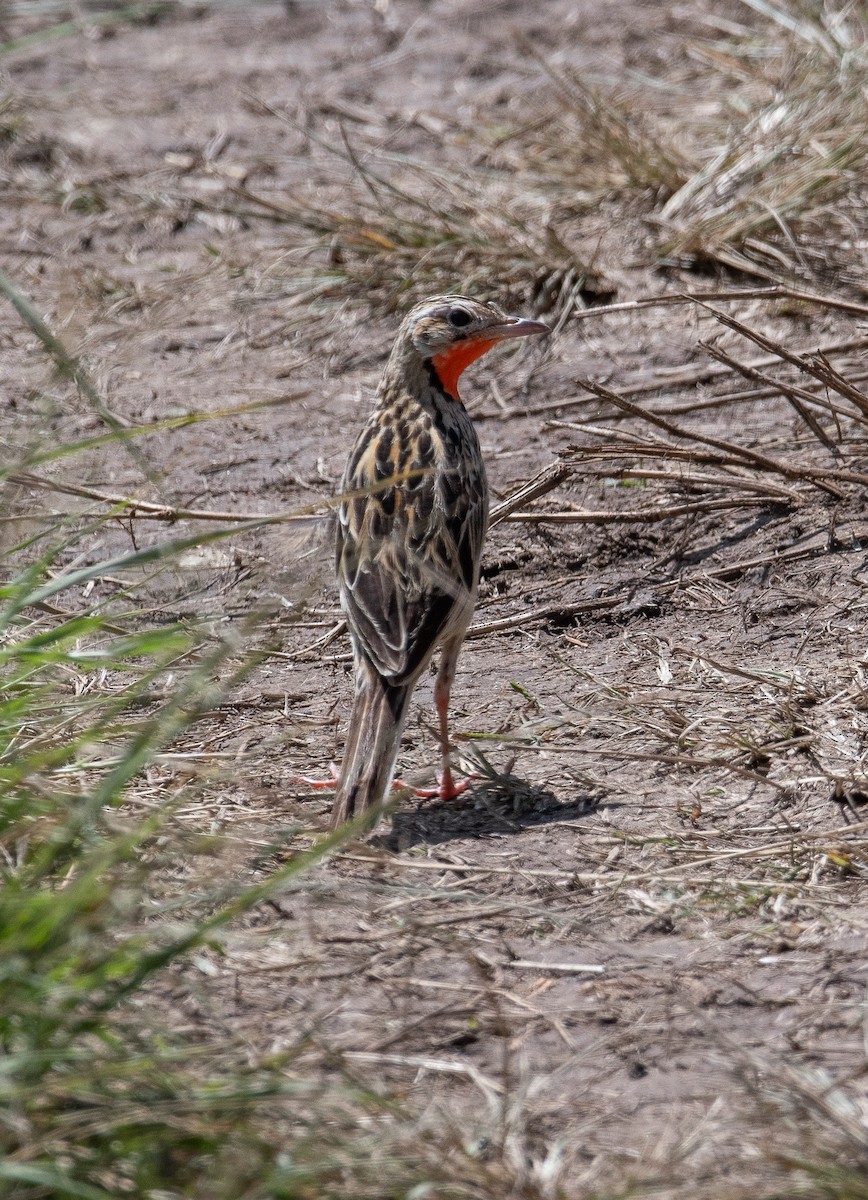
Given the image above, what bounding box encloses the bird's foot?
[413,769,479,802]
[296,765,421,796]
[293,762,340,789]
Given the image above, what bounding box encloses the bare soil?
[3,2,868,1195]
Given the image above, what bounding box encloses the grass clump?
[237,0,867,328]
[0,266,355,1199]
[239,146,607,322]
[0,522,326,1198]
[658,0,868,284]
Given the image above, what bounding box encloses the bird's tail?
[331,665,413,829]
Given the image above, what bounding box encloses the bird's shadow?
[369,772,610,852]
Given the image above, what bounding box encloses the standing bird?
[331,295,548,828]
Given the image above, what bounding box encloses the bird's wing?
[337,419,487,684]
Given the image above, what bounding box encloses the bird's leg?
[423,643,475,802]
[435,669,462,800]
[300,647,474,805]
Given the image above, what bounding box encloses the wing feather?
[337,412,487,684]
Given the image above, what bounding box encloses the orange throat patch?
[431,338,497,400]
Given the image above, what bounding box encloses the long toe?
[294,762,341,789]
[437,767,478,802]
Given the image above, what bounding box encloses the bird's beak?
[487,316,550,341]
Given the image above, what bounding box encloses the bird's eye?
[447,307,473,329]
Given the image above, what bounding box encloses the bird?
[330,294,549,829]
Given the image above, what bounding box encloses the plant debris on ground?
[1,1,868,1197]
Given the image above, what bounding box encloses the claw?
[294,762,341,789]
[296,763,478,804]
[296,765,431,795]
[413,768,479,802]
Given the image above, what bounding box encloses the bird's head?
[397,295,549,400]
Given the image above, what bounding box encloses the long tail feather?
[331,664,413,828]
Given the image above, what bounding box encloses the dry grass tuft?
[234,146,611,322]
[515,31,692,198]
[658,2,868,285]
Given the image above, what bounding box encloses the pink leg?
[426,645,474,802]
[298,643,476,805]
[431,670,457,800]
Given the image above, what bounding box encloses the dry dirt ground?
[3,0,868,1195]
